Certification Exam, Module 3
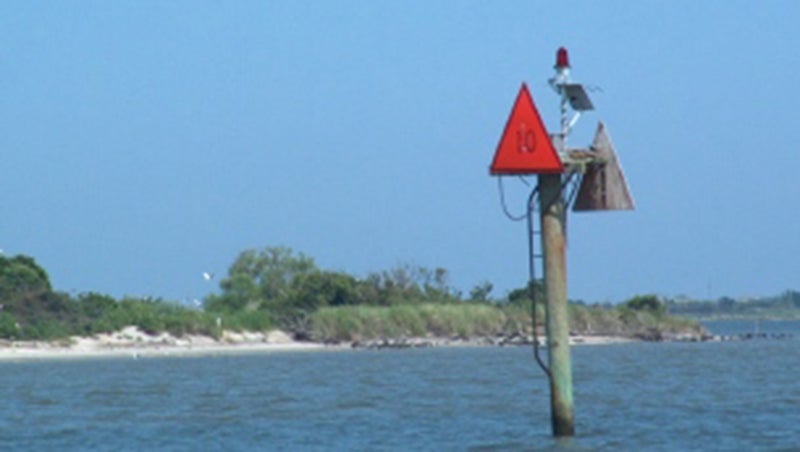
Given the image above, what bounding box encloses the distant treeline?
[666,291,800,320]
[0,247,705,341]
[0,255,222,340]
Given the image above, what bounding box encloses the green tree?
[0,255,72,339]
[468,281,493,303]
[206,247,317,315]
[421,267,459,303]
[290,271,363,311]
[506,280,545,305]
[0,255,52,300]
[624,294,666,315]
[381,264,425,303]
[205,273,260,312]
[0,312,18,338]
[360,264,462,305]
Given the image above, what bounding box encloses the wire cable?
[497,176,526,222]
[527,186,551,379]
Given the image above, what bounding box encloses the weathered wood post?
[538,173,574,436]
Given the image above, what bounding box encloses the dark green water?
[0,321,797,450]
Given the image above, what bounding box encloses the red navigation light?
[555,47,570,69]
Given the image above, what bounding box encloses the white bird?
[202,272,214,281]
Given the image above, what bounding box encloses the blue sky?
[1,1,798,303]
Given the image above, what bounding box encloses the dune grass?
[310,303,508,342]
[310,302,704,342]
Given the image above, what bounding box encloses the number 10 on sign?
[517,124,536,153]
[489,83,563,175]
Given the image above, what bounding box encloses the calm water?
[0,321,798,451]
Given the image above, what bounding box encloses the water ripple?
[0,322,797,450]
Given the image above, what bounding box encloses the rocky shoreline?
[347,331,697,350]
[346,330,796,350]
[0,326,793,361]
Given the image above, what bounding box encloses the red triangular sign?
[490,83,563,175]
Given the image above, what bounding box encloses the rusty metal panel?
[572,122,635,212]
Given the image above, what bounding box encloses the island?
[6,247,775,360]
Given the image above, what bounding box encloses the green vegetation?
[310,304,509,342]
[568,295,701,340]
[307,294,704,343]
[0,247,711,342]
[0,255,225,340]
[203,247,464,331]
[667,290,800,320]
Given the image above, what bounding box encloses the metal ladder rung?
[530,190,544,288]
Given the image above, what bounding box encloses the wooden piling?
[538,173,575,437]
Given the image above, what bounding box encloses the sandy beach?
[0,326,634,362]
[0,327,337,362]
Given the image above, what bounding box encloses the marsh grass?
[310,302,704,342]
[310,303,508,342]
